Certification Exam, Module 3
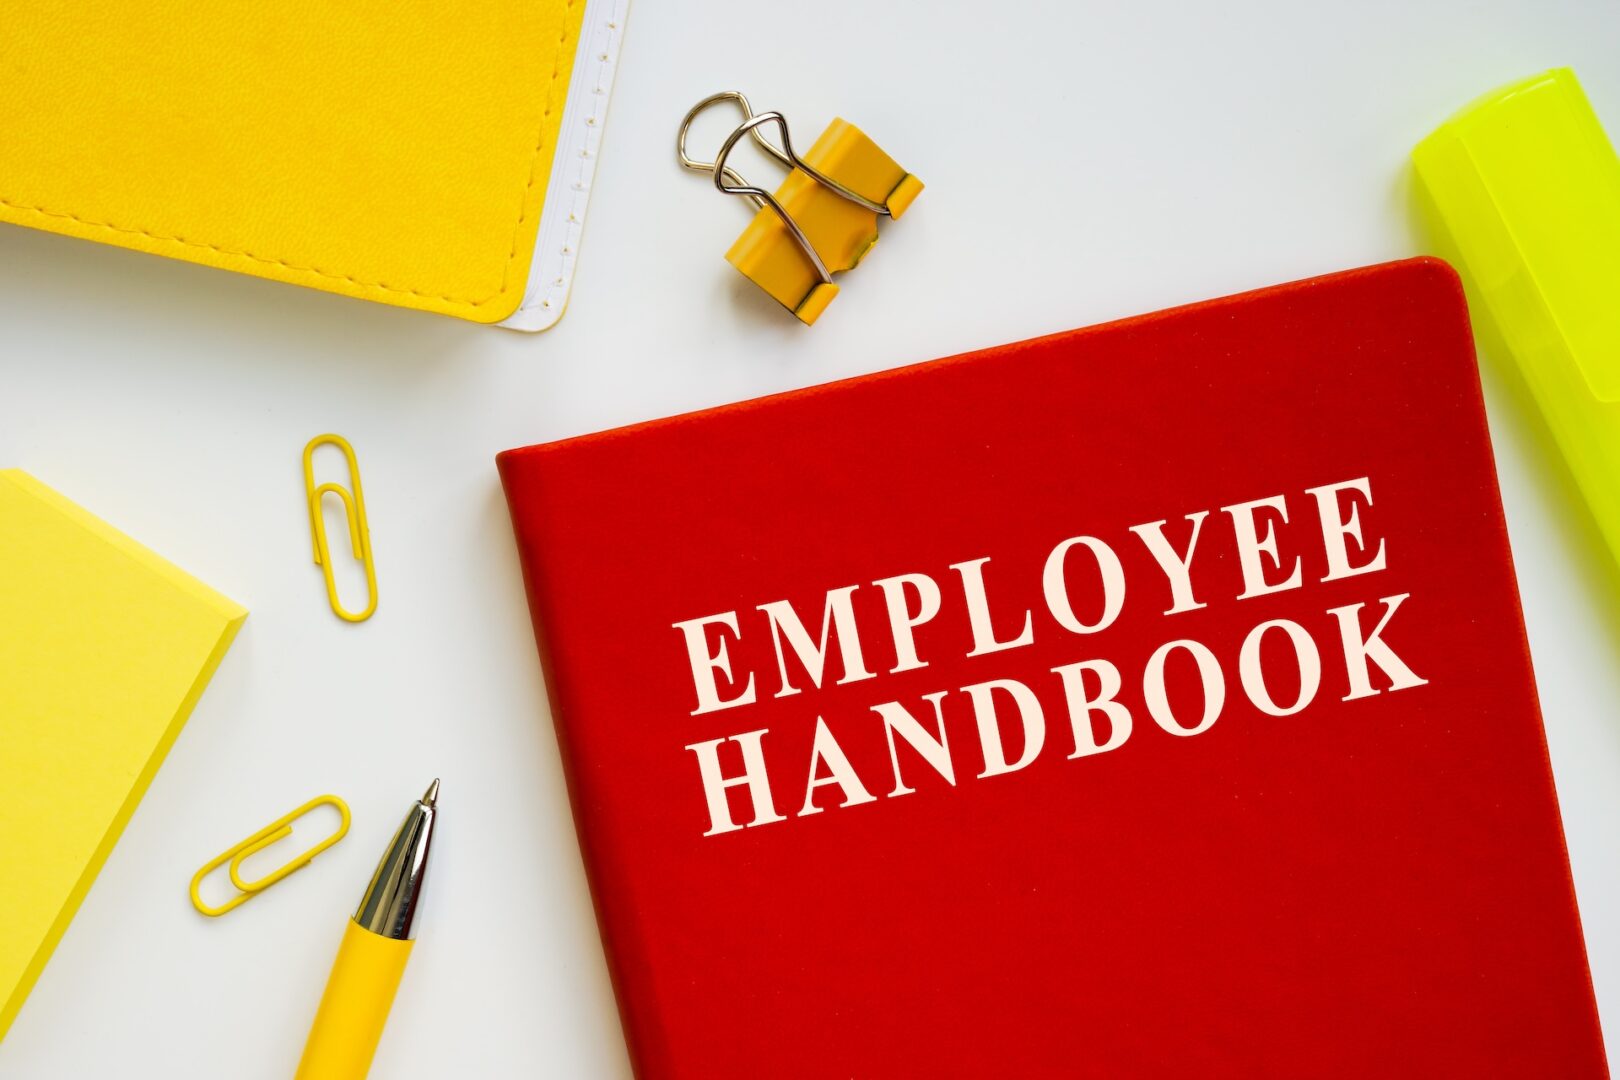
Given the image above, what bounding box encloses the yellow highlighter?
[295,781,439,1080]
[1414,68,1620,570]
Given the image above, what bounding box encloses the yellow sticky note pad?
[0,470,246,1041]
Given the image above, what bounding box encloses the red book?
[498,259,1606,1078]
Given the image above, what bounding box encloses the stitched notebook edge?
[502,0,632,332]
[0,3,588,324]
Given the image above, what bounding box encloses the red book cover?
[497,259,1606,1078]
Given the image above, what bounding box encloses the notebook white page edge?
[500,0,630,332]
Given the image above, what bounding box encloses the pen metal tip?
[422,778,440,807]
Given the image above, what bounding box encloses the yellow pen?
[295,781,439,1080]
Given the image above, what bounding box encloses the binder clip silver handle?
[677,91,923,325]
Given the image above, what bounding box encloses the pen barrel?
[294,919,414,1080]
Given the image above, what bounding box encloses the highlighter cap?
[1414,68,1620,403]
[1414,68,1620,572]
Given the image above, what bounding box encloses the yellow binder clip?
[678,91,923,324]
[303,433,378,623]
[189,795,352,917]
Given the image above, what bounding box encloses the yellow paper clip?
[303,433,378,622]
[678,91,923,324]
[189,795,352,917]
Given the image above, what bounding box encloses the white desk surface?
[3,2,1618,1075]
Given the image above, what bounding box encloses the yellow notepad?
[0,470,246,1042]
[0,0,628,330]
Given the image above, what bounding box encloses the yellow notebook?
[0,470,246,1042]
[0,0,628,331]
